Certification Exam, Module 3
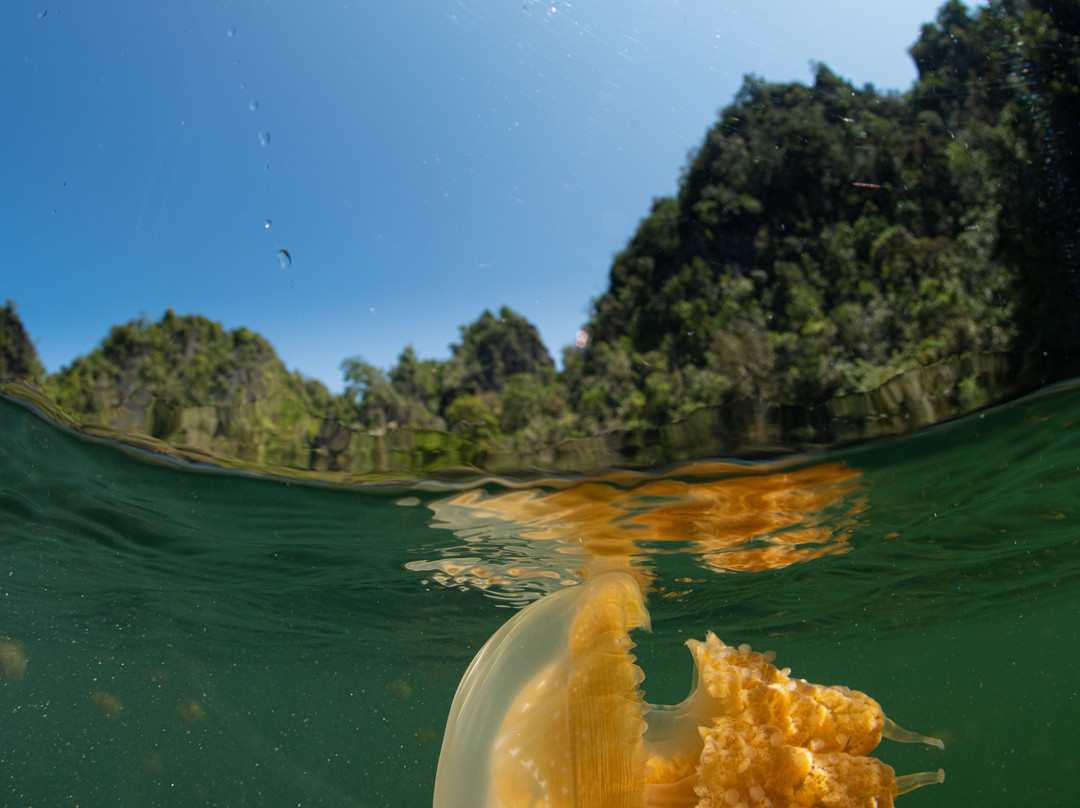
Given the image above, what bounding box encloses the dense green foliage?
[339,306,563,447]
[0,301,45,382]
[561,0,1078,433]
[2,1,1077,471]
[575,0,1077,427]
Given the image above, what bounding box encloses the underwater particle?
[258,129,271,147]
[387,680,412,701]
[276,248,291,269]
[0,641,27,680]
[249,99,259,112]
[175,699,206,726]
[91,690,123,718]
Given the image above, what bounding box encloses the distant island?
[3,0,1078,478]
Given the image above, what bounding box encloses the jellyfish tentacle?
[882,716,946,749]
[895,768,946,795]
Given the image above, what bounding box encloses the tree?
[443,307,554,398]
[388,345,443,425]
[0,301,45,381]
[909,0,982,123]
[341,357,403,432]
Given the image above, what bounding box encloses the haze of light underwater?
[0,379,1079,806]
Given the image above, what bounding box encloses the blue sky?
[3,0,972,392]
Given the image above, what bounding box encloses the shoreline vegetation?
[3,0,1078,480]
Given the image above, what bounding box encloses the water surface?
[1,383,1078,806]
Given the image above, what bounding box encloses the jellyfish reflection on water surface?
[433,572,944,807]
[417,462,867,603]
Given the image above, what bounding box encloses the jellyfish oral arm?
[896,768,946,795]
[882,716,945,750]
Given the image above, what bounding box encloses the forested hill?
[44,309,333,415]
[572,0,1079,430]
[2,0,1078,476]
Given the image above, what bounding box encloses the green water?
[1,383,1078,807]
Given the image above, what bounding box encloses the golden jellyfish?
[433,572,944,808]
[174,699,206,726]
[91,690,124,718]
[140,751,166,777]
[0,640,27,680]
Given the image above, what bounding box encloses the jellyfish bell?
[433,573,649,808]
[433,571,944,808]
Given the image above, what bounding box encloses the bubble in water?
[276,249,291,269]
[249,99,259,112]
[258,130,270,147]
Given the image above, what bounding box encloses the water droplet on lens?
[276,249,291,269]
[249,99,259,112]
[258,130,270,147]
[264,219,272,229]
